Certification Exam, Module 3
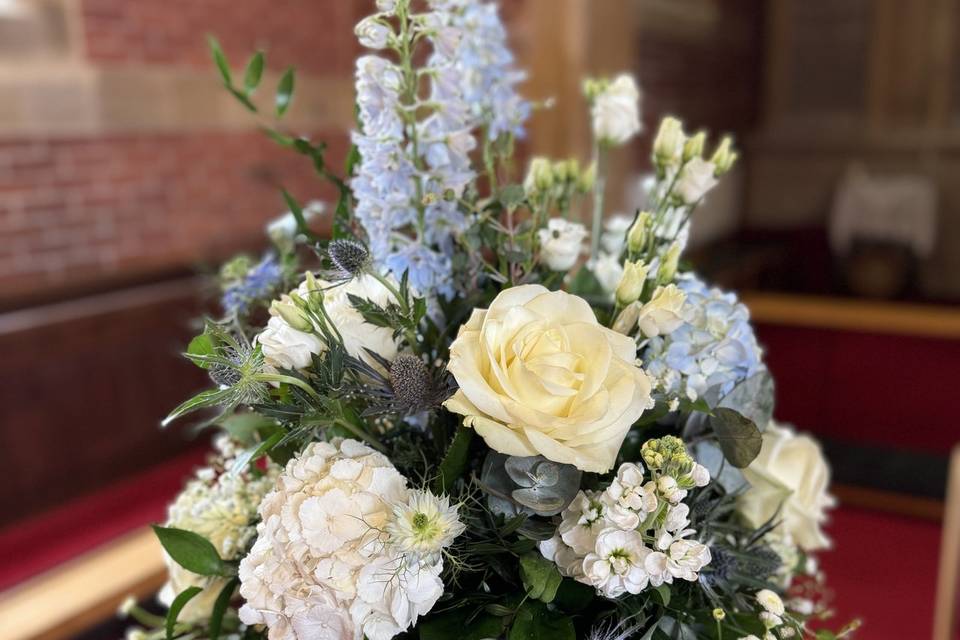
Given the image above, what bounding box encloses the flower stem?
[589,141,608,262]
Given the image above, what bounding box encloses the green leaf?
[162,388,233,427]
[552,578,594,614]
[243,51,264,94]
[207,35,232,85]
[276,67,295,117]
[710,407,763,468]
[419,610,504,640]
[166,586,202,640]
[498,184,526,210]
[208,577,239,640]
[186,334,214,369]
[432,425,474,494]
[230,430,285,476]
[519,553,562,603]
[227,85,258,113]
[719,371,775,430]
[652,583,671,607]
[280,189,320,242]
[508,601,575,640]
[152,526,228,576]
[219,413,277,444]
[346,294,393,328]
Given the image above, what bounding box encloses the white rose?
[445,285,653,472]
[258,274,399,371]
[637,284,686,337]
[258,315,324,370]
[739,422,836,551]
[675,157,719,204]
[355,16,391,49]
[590,253,624,294]
[537,218,587,271]
[592,74,642,145]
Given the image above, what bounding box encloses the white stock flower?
[238,439,450,640]
[387,490,465,560]
[558,491,612,555]
[355,16,391,49]
[603,463,658,530]
[592,74,642,146]
[756,589,785,616]
[159,446,276,623]
[675,157,719,204]
[637,284,686,338]
[644,538,711,586]
[538,534,583,579]
[537,218,588,271]
[583,529,651,597]
[739,421,835,551]
[590,253,624,295]
[444,285,653,473]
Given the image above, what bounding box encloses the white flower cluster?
[238,439,462,640]
[539,458,711,599]
[159,435,277,622]
[643,274,765,401]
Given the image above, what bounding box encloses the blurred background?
[0,1,958,639]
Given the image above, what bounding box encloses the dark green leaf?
[719,371,775,431]
[243,51,264,94]
[519,553,562,603]
[166,586,203,640]
[207,35,232,85]
[432,425,473,494]
[346,294,393,328]
[552,578,594,614]
[276,67,295,117]
[419,610,504,640]
[208,577,239,640]
[652,583,671,607]
[508,600,575,640]
[710,407,763,468]
[152,526,228,576]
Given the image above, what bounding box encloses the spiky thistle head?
[327,239,371,278]
[390,354,431,407]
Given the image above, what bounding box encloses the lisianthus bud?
[615,260,648,306]
[524,157,553,197]
[627,211,651,252]
[711,136,738,175]
[653,116,685,169]
[657,242,681,283]
[683,132,706,162]
[271,300,312,332]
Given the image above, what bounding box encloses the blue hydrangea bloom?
[642,274,765,401]
[221,254,284,316]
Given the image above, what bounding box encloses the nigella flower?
[387,489,466,561]
[221,254,284,316]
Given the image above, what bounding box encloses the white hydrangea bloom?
[238,439,454,640]
[159,437,277,623]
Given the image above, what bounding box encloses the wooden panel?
[934,446,960,640]
[0,278,209,525]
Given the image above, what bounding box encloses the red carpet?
[821,505,946,639]
[0,447,208,591]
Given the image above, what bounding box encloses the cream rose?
[637,284,686,338]
[738,421,836,551]
[444,285,653,473]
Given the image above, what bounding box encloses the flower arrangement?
[121,1,857,639]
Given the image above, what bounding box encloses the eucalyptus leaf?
[718,371,775,430]
[166,586,202,640]
[152,526,228,577]
[692,441,747,493]
[498,184,526,210]
[709,407,762,468]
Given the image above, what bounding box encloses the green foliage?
[275,68,295,116]
[519,553,562,603]
[243,51,265,94]
[208,577,240,640]
[509,600,575,640]
[166,586,202,640]
[433,425,474,494]
[152,526,231,577]
[418,609,505,640]
[186,334,214,369]
[280,189,321,242]
[710,407,762,468]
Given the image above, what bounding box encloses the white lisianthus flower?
[590,253,624,295]
[355,16,391,49]
[257,315,324,370]
[444,285,653,473]
[238,439,453,640]
[637,284,686,338]
[387,490,466,561]
[583,529,651,597]
[675,157,719,204]
[756,589,785,616]
[601,214,633,255]
[591,74,642,146]
[159,439,276,623]
[738,421,835,551]
[267,200,325,246]
[257,274,400,372]
[537,218,588,271]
